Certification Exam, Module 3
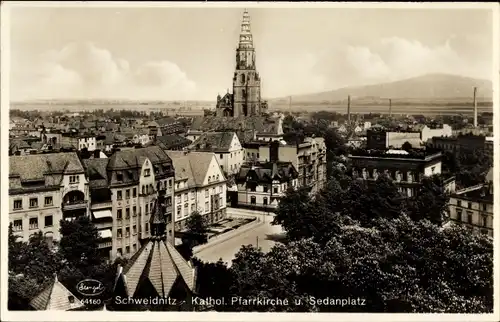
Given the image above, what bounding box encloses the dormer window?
[144,169,151,177]
[116,172,123,182]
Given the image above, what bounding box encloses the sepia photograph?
[1,1,498,321]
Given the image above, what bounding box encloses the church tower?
[233,9,261,118]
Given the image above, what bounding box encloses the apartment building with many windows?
[165,151,227,233]
[9,152,89,245]
[84,146,175,260]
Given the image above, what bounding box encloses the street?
[194,209,285,266]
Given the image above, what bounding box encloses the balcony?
[62,200,88,211]
[98,241,113,249]
[91,201,112,210]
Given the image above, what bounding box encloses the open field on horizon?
[9,102,492,117]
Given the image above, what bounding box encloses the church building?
[216,9,268,118]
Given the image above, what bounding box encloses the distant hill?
[270,74,493,104]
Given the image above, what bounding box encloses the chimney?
[270,140,279,163]
[347,95,351,124]
[473,87,478,127]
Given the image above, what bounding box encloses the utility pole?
[256,236,259,248]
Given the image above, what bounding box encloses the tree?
[402,141,412,151]
[191,257,233,311]
[185,211,208,236]
[59,216,103,272]
[226,216,493,313]
[407,175,450,225]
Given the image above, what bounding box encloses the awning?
[93,209,113,219]
[99,229,112,239]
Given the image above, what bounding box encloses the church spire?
[150,195,166,239]
[239,9,253,49]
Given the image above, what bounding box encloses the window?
[263,186,269,193]
[14,199,22,210]
[116,172,123,181]
[184,193,188,202]
[468,202,472,209]
[133,244,137,252]
[177,206,181,218]
[133,225,137,234]
[205,202,209,212]
[126,246,130,254]
[457,200,462,207]
[133,188,137,198]
[205,189,209,198]
[273,187,278,194]
[126,189,130,199]
[482,204,487,211]
[482,216,488,227]
[456,209,462,220]
[117,228,122,238]
[44,196,53,206]
[144,169,151,177]
[29,198,38,208]
[168,179,172,187]
[68,296,75,304]
[221,165,224,171]
[191,191,195,200]
[208,176,211,183]
[29,217,38,230]
[250,186,256,192]
[257,153,260,158]
[13,219,22,231]
[126,208,130,219]
[45,215,53,227]
[184,203,188,214]
[146,204,149,214]
[117,209,122,220]
[133,206,137,216]
[219,197,223,208]
[216,174,220,180]
[145,222,149,232]
[191,203,195,213]
[220,154,223,159]
[69,175,79,183]
[218,186,222,193]
[142,185,145,195]
[117,190,122,200]
[250,196,256,204]
[126,227,130,237]
[467,211,473,224]
[263,197,268,205]
[117,248,122,256]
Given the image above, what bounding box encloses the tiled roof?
[188,132,236,152]
[236,161,298,184]
[9,152,84,191]
[155,135,192,150]
[166,151,214,186]
[117,238,197,297]
[30,275,84,311]
[189,116,281,142]
[83,158,110,189]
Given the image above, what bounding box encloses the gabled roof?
[166,151,216,186]
[116,238,197,298]
[155,135,192,150]
[30,275,84,311]
[189,132,237,152]
[236,161,298,184]
[9,152,85,190]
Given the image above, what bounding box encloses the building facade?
[166,151,227,233]
[348,149,455,197]
[9,153,89,244]
[235,161,299,209]
[188,131,244,176]
[84,146,175,261]
[243,137,328,194]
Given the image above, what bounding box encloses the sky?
[8,5,495,101]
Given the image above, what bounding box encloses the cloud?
[11,42,197,100]
[261,35,491,98]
